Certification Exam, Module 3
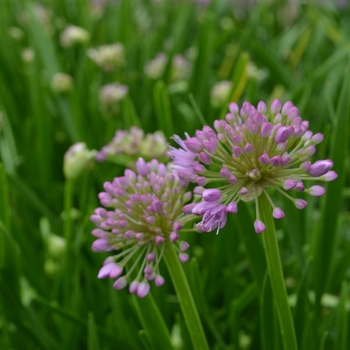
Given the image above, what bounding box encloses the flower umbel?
[95,127,169,165]
[170,100,337,234]
[91,158,192,297]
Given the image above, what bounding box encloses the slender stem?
[258,192,298,350]
[163,239,210,350]
[62,180,74,305]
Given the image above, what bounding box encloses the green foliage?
[0,0,349,349]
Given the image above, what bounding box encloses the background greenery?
[0,0,349,349]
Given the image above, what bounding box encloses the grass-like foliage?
[0,0,349,349]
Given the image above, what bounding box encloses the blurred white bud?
[144,53,167,79]
[51,73,73,93]
[63,142,96,180]
[21,47,35,64]
[99,83,128,109]
[87,43,125,71]
[47,234,66,258]
[60,25,90,48]
[8,27,24,41]
[210,80,232,108]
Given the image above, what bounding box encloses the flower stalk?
[259,191,298,350]
[163,239,209,350]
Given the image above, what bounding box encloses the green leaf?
[132,293,173,350]
[335,281,349,350]
[313,62,350,307]
[294,259,312,349]
[122,95,142,128]
[87,312,101,350]
[234,204,266,291]
[153,80,174,138]
[0,164,10,267]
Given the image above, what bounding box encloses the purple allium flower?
[95,127,169,165]
[91,158,193,297]
[170,100,337,234]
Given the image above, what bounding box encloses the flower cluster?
[88,43,125,71]
[51,73,73,94]
[99,82,128,110]
[95,127,169,165]
[91,158,192,297]
[60,25,90,48]
[64,142,96,180]
[144,53,191,81]
[170,100,337,234]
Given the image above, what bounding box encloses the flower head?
[95,127,169,165]
[144,53,192,82]
[170,100,337,234]
[87,43,125,71]
[99,82,128,110]
[91,158,192,297]
[60,25,90,48]
[51,73,73,94]
[64,142,96,180]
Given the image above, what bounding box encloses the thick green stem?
[258,192,298,350]
[163,239,209,350]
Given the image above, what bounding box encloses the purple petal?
[308,185,326,196]
[179,253,189,263]
[254,220,266,234]
[202,189,222,202]
[137,282,150,298]
[226,201,238,214]
[113,277,128,290]
[308,160,333,177]
[273,207,285,219]
[136,158,149,176]
[155,276,165,287]
[295,199,307,210]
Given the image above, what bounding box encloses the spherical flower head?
[144,53,167,80]
[170,100,337,234]
[91,158,193,297]
[63,142,96,180]
[88,43,125,71]
[99,82,128,110]
[210,81,232,108]
[51,73,73,94]
[95,127,169,165]
[171,54,192,82]
[60,25,90,48]
[21,48,35,64]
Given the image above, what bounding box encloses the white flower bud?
[63,142,96,180]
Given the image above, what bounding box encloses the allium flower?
[51,73,73,94]
[90,158,193,297]
[64,142,96,180]
[87,43,125,71]
[99,82,128,110]
[60,25,90,48]
[95,127,169,164]
[144,53,167,80]
[144,53,191,82]
[170,100,337,234]
[21,48,35,64]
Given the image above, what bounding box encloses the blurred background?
[0,0,349,349]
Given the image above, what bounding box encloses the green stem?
[62,180,74,305]
[163,239,209,350]
[258,192,298,350]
